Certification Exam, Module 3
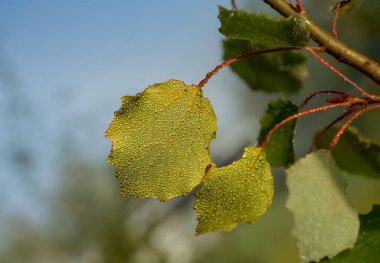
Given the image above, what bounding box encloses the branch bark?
[263,0,380,85]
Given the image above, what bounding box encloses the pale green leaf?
[223,39,308,94]
[323,205,380,262]
[258,98,298,167]
[106,80,217,201]
[317,126,380,178]
[195,147,274,234]
[286,150,359,263]
[218,6,309,49]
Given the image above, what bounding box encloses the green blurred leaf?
[286,150,359,263]
[218,6,309,49]
[317,126,380,178]
[106,80,217,201]
[332,0,360,14]
[258,98,298,167]
[223,39,308,94]
[195,147,274,234]
[323,205,380,262]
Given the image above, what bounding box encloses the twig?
[333,1,341,38]
[197,47,301,88]
[329,103,380,149]
[263,0,380,85]
[259,102,350,150]
[288,0,297,10]
[299,90,348,109]
[306,47,374,99]
[296,0,305,13]
[309,106,362,152]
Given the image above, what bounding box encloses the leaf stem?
[259,102,349,150]
[329,103,380,149]
[305,47,374,99]
[263,0,380,85]
[332,1,340,38]
[197,47,301,89]
[299,90,348,109]
[288,0,297,11]
[296,0,305,13]
[309,106,362,152]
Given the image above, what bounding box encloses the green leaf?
[317,126,380,178]
[218,6,309,49]
[332,0,359,14]
[223,39,308,94]
[195,147,274,234]
[286,150,359,263]
[258,98,298,167]
[106,80,217,201]
[322,205,380,262]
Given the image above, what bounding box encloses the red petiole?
[329,103,380,150]
[197,47,302,89]
[197,40,379,154]
[333,1,341,38]
[258,102,350,150]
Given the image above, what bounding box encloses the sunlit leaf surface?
[195,147,274,234]
[286,150,359,263]
[106,80,217,201]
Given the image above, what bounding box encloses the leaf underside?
[223,39,308,94]
[286,150,359,263]
[317,126,380,178]
[258,98,298,167]
[218,6,310,49]
[322,205,380,262]
[195,147,274,235]
[106,80,217,201]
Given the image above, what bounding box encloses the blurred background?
[0,1,379,262]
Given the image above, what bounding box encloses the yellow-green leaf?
[195,147,274,234]
[106,80,217,201]
[286,150,359,263]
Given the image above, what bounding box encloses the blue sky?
[0,0,273,221]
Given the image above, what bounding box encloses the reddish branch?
[258,102,350,150]
[197,47,301,88]
[305,47,374,99]
[195,30,380,153]
[332,1,341,38]
[329,103,380,149]
[309,106,361,152]
[299,90,348,109]
[296,0,305,13]
[264,0,380,85]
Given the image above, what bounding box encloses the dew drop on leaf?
[195,147,274,234]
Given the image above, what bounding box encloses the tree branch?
[263,0,380,85]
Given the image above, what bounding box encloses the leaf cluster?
[106,2,380,262]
